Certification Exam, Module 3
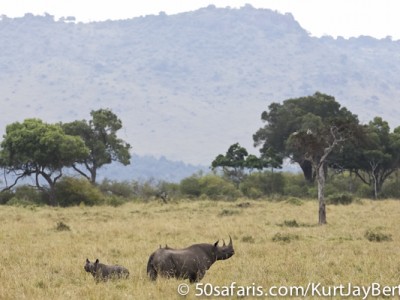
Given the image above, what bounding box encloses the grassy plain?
[0,198,399,299]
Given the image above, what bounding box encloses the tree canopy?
[253,92,361,183]
[62,108,132,184]
[0,118,89,205]
[211,143,279,186]
[338,117,400,198]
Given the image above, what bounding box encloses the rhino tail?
[147,252,157,281]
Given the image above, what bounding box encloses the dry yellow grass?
[0,198,399,299]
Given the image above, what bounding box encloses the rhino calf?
[147,236,234,283]
[84,258,129,282]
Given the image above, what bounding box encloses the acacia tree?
[211,143,279,186]
[254,92,361,224]
[211,143,249,186]
[62,108,131,184]
[344,117,400,198]
[0,119,89,205]
[253,92,358,183]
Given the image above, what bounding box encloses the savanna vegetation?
[0,93,399,215]
[0,93,399,298]
[1,199,399,299]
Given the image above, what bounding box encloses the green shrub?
[285,197,303,206]
[104,195,127,207]
[0,190,14,204]
[6,197,37,207]
[199,175,240,200]
[180,175,202,198]
[18,185,45,204]
[126,179,158,200]
[326,193,353,205]
[356,185,374,199]
[325,172,363,195]
[54,177,104,206]
[240,171,284,199]
[283,173,310,198]
[365,228,392,242]
[283,184,308,198]
[157,181,181,200]
[98,179,135,198]
[4,185,45,206]
[381,179,400,198]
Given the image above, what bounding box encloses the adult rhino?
[147,236,234,283]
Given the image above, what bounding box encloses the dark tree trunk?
[299,160,314,183]
[90,165,97,185]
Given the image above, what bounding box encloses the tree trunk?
[317,163,327,225]
[48,183,57,206]
[299,160,314,183]
[90,165,97,185]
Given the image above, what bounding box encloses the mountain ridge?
[1,5,399,174]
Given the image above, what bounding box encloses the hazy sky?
[1,0,399,39]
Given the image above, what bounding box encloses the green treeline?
[0,92,399,207]
[1,170,399,207]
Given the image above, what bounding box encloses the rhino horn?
[222,239,226,246]
[228,235,233,247]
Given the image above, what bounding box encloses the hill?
[97,154,208,183]
[1,4,399,176]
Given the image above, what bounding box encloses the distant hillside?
[97,154,208,183]
[1,4,400,171]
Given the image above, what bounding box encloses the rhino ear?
[86,258,90,263]
[95,259,99,264]
[214,240,219,247]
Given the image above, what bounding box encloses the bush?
[0,190,14,204]
[285,197,303,206]
[135,179,161,200]
[54,177,104,206]
[104,195,127,207]
[156,181,181,200]
[98,179,135,198]
[199,175,240,200]
[240,171,284,199]
[283,173,310,198]
[356,185,374,199]
[365,228,392,242]
[3,185,45,206]
[326,193,354,205]
[325,172,363,196]
[180,175,202,198]
[381,179,400,198]
[6,197,37,207]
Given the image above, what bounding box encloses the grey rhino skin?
[147,236,234,283]
[84,258,129,282]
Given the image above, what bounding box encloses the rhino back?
[97,264,129,279]
[153,245,214,278]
